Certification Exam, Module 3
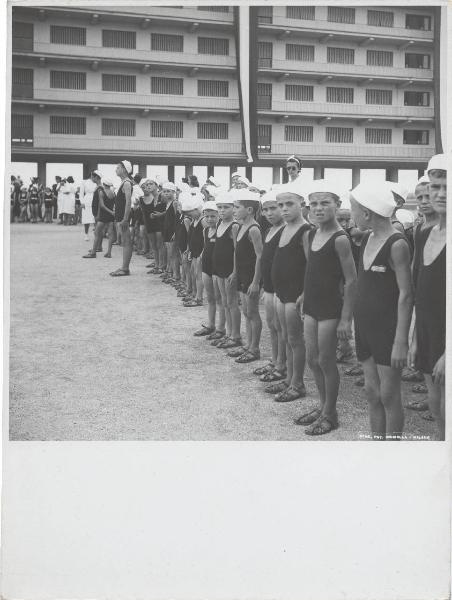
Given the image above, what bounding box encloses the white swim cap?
[350,183,396,218]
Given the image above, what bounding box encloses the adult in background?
[52,176,62,222]
[110,160,133,277]
[285,155,302,183]
[140,177,167,274]
[79,172,98,241]
[27,177,40,223]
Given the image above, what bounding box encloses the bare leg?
[216,277,230,336]
[213,276,225,332]
[194,257,203,302]
[423,374,445,440]
[276,299,292,386]
[285,303,305,389]
[121,227,133,271]
[202,273,216,328]
[273,294,286,372]
[376,364,404,440]
[226,277,241,340]
[317,319,340,418]
[264,292,278,364]
[362,358,386,440]
[246,292,262,354]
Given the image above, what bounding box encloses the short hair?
[286,155,302,168]
[237,199,260,216]
[429,169,447,179]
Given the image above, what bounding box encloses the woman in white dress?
[61,176,76,226]
[79,172,98,241]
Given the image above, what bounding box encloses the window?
[406,14,431,31]
[326,127,353,143]
[367,10,394,27]
[198,80,229,97]
[327,47,354,64]
[11,113,33,145]
[405,53,431,69]
[403,129,430,145]
[12,21,33,51]
[258,42,272,68]
[197,122,228,139]
[50,25,86,45]
[50,70,86,90]
[151,120,183,138]
[12,68,33,98]
[327,7,355,24]
[285,125,313,142]
[285,84,313,101]
[286,44,314,62]
[367,50,393,67]
[102,29,136,49]
[257,6,273,24]
[198,37,229,55]
[102,74,136,93]
[365,128,392,144]
[326,87,354,103]
[151,77,183,95]
[286,6,315,20]
[404,91,430,107]
[197,6,230,12]
[151,33,183,52]
[102,118,136,136]
[257,83,272,109]
[365,89,392,105]
[257,124,271,153]
[50,116,86,135]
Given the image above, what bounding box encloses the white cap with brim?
[307,179,340,199]
[276,181,305,200]
[161,181,177,192]
[416,175,430,186]
[204,184,219,198]
[229,188,261,203]
[260,189,278,205]
[180,191,204,212]
[427,153,447,173]
[215,190,234,205]
[203,200,218,212]
[120,160,132,175]
[350,183,396,218]
[237,176,250,186]
[396,208,415,227]
[231,171,240,178]
[92,169,103,179]
[386,181,409,202]
[102,178,113,187]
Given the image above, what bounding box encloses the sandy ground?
[9,223,437,441]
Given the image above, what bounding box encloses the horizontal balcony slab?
[262,100,434,119]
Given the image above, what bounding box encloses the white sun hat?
[161,181,177,192]
[427,153,447,173]
[307,179,340,199]
[229,188,261,203]
[120,159,132,175]
[203,200,219,212]
[215,190,234,205]
[350,182,396,218]
[277,180,305,200]
[386,181,409,203]
[260,188,278,205]
[102,178,113,187]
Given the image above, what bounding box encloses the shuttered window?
[197,122,229,139]
[367,50,393,67]
[11,114,33,145]
[326,87,354,103]
[285,84,314,101]
[198,37,229,55]
[102,118,136,136]
[326,127,353,143]
[365,128,392,144]
[50,116,86,135]
[403,129,429,145]
[12,68,33,98]
[285,125,313,142]
[404,91,430,107]
[151,77,183,94]
[50,25,86,45]
[258,42,273,68]
[366,89,393,105]
[12,21,33,51]
[102,74,136,93]
[198,6,230,12]
[198,80,229,97]
[102,29,136,49]
[257,6,273,23]
[150,121,183,138]
[406,14,431,31]
[327,47,354,64]
[367,10,394,27]
[258,124,271,153]
[286,6,315,20]
[405,53,431,69]
[50,70,86,90]
[257,83,272,109]
[286,44,314,62]
[327,7,355,24]
[151,33,183,52]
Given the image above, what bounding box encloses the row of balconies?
[259,142,435,160]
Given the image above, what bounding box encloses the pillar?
[137,161,147,177]
[168,165,175,182]
[207,165,214,178]
[83,160,98,179]
[351,167,360,188]
[272,166,281,185]
[185,165,193,178]
[385,167,398,182]
[245,165,253,181]
[417,169,424,179]
[37,160,46,186]
[282,167,289,183]
[313,166,324,180]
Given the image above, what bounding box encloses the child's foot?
[104,253,111,258]
[193,325,215,337]
[227,346,247,357]
[221,338,242,350]
[253,362,274,376]
[294,408,322,426]
[412,383,428,394]
[264,381,288,395]
[206,330,225,341]
[235,350,260,363]
[304,414,339,436]
[274,384,306,403]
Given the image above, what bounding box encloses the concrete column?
[207,165,214,178]
[351,167,360,188]
[168,165,175,182]
[272,166,281,185]
[185,165,193,178]
[83,160,98,179]
[313,166,324,180]
[137,161,147,177]
[385,167,398,182]
[229,165,238,180]
[282,167,289,183]
[245,165,253,181]
[417,169,424,179]
[37,160,46,186]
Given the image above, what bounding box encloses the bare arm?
[121,180,132,227]
[335,235,357,340]
[99,190,114,217]
[229,223,240,283]
[248,226,263,295]
[389,239,414,369]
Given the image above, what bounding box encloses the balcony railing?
[27,42,237,68]
[266,100,434,119]
[260,58,433,80]
[261,142,435,159]
[17,135,243,156]
[86,6,234,23]
[24,88,240,111]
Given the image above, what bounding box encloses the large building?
[11,5,442,185]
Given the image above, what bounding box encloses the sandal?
[177,290,188,298]
[183,299,203,307]
[220,338,242,350]
[274,384,306,403]
[235,350,260,364]
[264,381,288,394]
[227,346,247,358]
[294,408,322,426]
[412,383,428,394]
[212,336,229,347]
[305,414,339,436]
[110,269,130,277]
[207,330,225,341]
[344,364,363,376]
[401,368,424,383]
[82,252,96,258]
[104,253,111,258]
[253,363,274,376]
[193,325,215,337]
[405,399,429,412]
[260,368,286,383]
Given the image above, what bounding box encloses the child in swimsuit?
[161,182,180,286]
[183,192,205,308]
[174,192,192,299]
[230,189,263,364]
[43,187,54,223]
[351,182,413,441]
[297,181,357,436]
[408,154,447,440]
